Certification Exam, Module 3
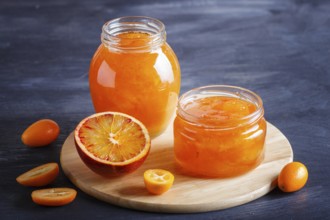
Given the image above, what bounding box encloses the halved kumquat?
[144,169,174,195]
[31,188,77,206]
[16,163,59,187]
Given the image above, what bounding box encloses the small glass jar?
[89,16,181,138]
[173,85,267,178]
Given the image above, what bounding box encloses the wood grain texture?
[61,122,293,213]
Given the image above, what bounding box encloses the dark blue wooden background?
[1,0,329,219]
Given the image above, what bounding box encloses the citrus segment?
[144,169,174,195]
[31,188,77,206]
[74,112,150,177]
[16,163,59,187]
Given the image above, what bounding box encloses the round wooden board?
[60,122,293,213]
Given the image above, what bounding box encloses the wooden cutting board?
[60,121,293,213]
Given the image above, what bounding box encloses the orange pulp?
[89,32,180,138]
[174,96,266,177]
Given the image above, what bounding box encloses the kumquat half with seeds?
[144,169,174,195]
[31,188,77,206]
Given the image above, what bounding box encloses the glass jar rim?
[177,85,264,129]
[101,16,166,52]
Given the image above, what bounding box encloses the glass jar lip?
[103,16,165,37]
[101,16,166,52]
[177,85,264,129]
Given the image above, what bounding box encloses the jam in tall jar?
[174,85,266,178]
[89,17,181,138]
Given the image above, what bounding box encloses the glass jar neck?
[177,85,265,129]
[101,16,166,52]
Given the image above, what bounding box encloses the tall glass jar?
[89,16,181,138]
[174,85,267,178]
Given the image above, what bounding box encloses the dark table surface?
[1,0,330,219]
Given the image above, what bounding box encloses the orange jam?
[89,17,180,138]
[174,86,266,178]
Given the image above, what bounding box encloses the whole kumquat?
[21,119,60,147]
[278,162,308,192]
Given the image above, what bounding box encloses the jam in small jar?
[173,85,266,177]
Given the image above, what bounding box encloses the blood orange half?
[74,112,151,177]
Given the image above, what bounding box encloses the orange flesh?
[174,96,266,177]
[31,188,77,206]
[78,114,146,163]
[89,32,180,138]
[16,163,59,187]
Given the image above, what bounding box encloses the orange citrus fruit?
[21,119,60,147]
[16,163,59,187]
[144,169,174,195]
[278,161,308,192]
[31,188,77,206]
[74,112,151,177]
